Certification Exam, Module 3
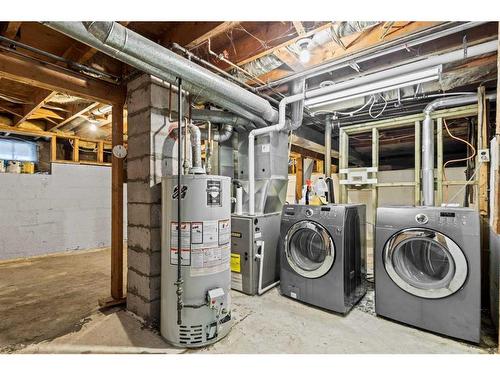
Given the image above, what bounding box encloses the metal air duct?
[81,22,278,124]
[42,22,269,128]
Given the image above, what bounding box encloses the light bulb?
[89,123,97,132]
[299,49,310,63]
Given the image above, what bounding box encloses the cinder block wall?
[0,163,127,260]
[126,74,177,325]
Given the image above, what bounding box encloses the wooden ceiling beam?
[2,22,22,39]
[0,51,125,104]
[185,21,239,49]
[15,89,57,127]
[48,101,100,131]
[235,22,332,68]
[292,22,306,36]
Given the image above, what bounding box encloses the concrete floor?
[0,248,496,354]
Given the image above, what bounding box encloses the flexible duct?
[81,22,278,124]
[42,22,268,128]
[421,93,496,206]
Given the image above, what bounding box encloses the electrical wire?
[442,118,476,202]
[368,94,388,119]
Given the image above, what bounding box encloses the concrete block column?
[126,74,175,325]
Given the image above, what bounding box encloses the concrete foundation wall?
[126,74,173,325]
[0,163,127,260]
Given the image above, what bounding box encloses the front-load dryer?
[375,206,481,343]
[280,204,367,314]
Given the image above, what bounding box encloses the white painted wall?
[0,163,127,260]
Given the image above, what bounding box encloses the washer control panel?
[305,208,314,217]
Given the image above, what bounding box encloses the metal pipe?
[206,121,212,174]
[171,42,280,106]
[304,40,498,106]
[200,123,234,143]
[82,22,278,123]
[325,115,333,178]
[175,78,183,326]
[260,21,487,89]
[42,22,269,128]
[248,92,305,215]
[0,35,120,82]
[191,109,253,128]
[289,79,305,130]
[421,93,496,206]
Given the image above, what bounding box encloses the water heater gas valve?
[207,288,225,309]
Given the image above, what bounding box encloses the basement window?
[0,138,38,162]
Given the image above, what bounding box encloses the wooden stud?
[477,86,489,216]
[292,22,306,36]
[111,103,124,301]
[295,156,303,202]
[50,135,57,162]
[97,141,104,163]
[72,138,79,162]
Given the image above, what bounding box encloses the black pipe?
[176,77,184,325]
[0,35,120,82]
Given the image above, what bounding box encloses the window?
[0,138,37,162]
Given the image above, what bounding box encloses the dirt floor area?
[0,247,497,354]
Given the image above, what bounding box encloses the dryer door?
[285,220,335,279]
[383,228,468,299]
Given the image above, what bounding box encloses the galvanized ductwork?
[81,22,278,124]
[42,22,269,128]
[200,124,233,143]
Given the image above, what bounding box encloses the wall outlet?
[479,149,490,162]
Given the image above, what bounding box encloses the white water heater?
[161,174,232,347]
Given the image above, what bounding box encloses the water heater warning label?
[190,244,230,277]
[218,219,230,246]
[170,222,191,266]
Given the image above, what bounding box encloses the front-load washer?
[375,206,481,343]
[280,204,366,314]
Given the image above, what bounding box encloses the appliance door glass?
[383,228,468,298]
[285,220,335,278]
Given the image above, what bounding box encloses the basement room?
[1,1,500,373]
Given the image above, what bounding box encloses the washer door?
[383,228,468,299]
[285,220,335,279]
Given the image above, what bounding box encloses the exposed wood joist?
[185,21,239,49]
[0,50,125,104]
[255,21,439,83]
[14,89,57,126]
[235,22,333,67]
[292,22,306,36]
[273,48,304,72]
[48,102,99,131]
[2,22,22,39]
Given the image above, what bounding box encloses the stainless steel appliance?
[280,204,367,314]
[230,212,281,295]
[375,206,481,343]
